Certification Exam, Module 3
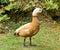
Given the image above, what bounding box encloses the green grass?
[0,22,60,50]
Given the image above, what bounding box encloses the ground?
[0,21,60,50]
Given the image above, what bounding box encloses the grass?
[0,21,60,50]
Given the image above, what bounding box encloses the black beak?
[42,10,44,15]
[41,10,46,16]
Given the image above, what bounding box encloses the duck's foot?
[24,45,28,47]
[30,44,37,46]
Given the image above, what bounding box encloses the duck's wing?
[15,23,31,33]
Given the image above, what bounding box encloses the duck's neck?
[32,16,39,24]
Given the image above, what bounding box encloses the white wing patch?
[24,29,30,34]
[15,23,30,33]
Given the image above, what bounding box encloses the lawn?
[0,21,60,50]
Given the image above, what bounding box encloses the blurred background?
[0,0,60,31]
[0,0,60,50]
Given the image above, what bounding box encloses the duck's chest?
[30,24,40,33]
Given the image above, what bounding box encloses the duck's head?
[32,8,42,16]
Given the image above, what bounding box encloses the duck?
[14,8,42,47]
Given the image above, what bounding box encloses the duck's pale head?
[32,8,42,16]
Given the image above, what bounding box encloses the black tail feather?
[14,32,16,36]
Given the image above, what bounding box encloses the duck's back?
[18,22,39,37]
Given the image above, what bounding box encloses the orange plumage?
[14,8,42,47]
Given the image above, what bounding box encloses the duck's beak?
[41,10,45,15]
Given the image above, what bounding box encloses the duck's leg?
[29,37,36,46]
[24,37,27,47]
[29,37,32,46]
